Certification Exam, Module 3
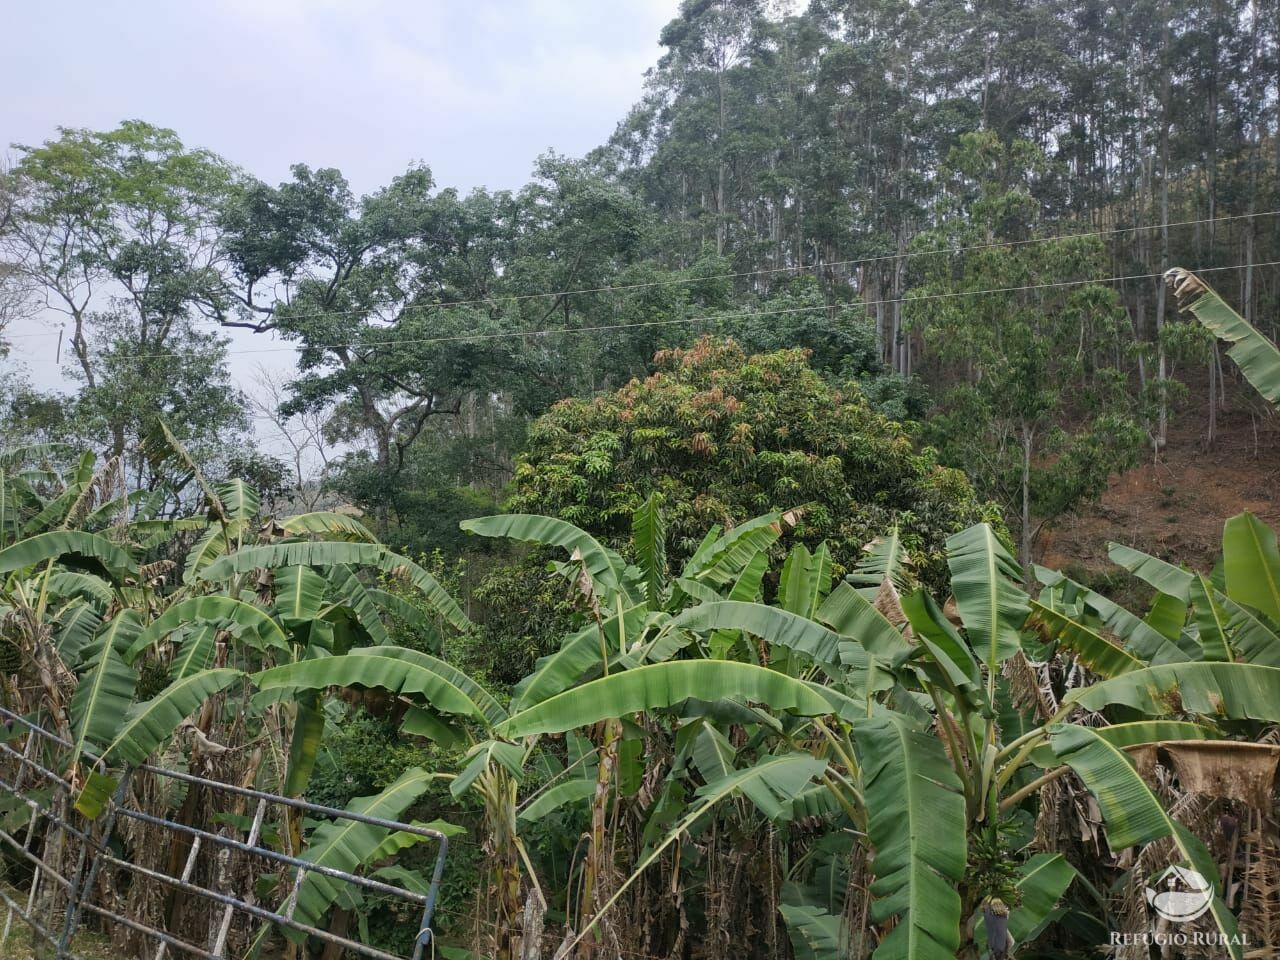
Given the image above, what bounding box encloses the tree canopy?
[508,336,990,585]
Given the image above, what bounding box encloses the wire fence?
[0,705,449,960]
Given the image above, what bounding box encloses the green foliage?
[2,122,249,482]
[911,133,1146,568]
[455,554,576,689]
[509,337,987,588]
[5,434,1280,960]
[6,3,1280,942]
[306,710,441,810]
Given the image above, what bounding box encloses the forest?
[1,0,1280,958]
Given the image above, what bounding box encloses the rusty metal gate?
[0,706,449,960]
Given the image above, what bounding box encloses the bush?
[508,337,991,588]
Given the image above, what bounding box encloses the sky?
[2,0,682,449]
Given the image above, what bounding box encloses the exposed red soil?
[1039,382,1280,576]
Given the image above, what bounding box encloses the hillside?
[1042,374,1280,580]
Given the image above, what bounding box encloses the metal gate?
[0,706,449,960]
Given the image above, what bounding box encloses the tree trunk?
[1020,424,1035,586]
[1154,14,1173,452]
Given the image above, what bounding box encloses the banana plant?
[1050,510,1280,673]
[469,518,1279,960]
[0,447,144,753]
[256,500,810,958]
[0,433,471,791]
[1166,268,1280,404]
[264,506,1277,960]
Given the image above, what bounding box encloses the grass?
[0,909,116,960]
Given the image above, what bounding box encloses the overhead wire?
[220,206,1280,319]
[86,258,1280,363]
[3,207,1277,346]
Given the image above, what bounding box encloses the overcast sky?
[2,0,681,444]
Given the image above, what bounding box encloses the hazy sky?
[2,0,682,437]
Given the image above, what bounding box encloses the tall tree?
[908,132,1146,574]
[1,121,248,480]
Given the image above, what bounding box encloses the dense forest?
[2,1,1280,959]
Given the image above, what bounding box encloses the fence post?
[56,767,133,959]
[409,833,449,960]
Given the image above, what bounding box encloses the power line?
[94,259,1280,363]
[4,208,1277,343]
[193,208,1280,317]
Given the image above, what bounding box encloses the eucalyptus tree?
[909,132,1146,575]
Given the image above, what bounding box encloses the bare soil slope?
[1040,384,1279,580]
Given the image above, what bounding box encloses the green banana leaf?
[518,779,597,822]
[511,602,649,711]
[280,511,378,542]
[289,767,440,930]
[54,599,104,663]
[126,596,288,662]
[1051,724,1242,959]
[779,899,848,960]
[1169,269,1280,403]
[1222,512,1280,622]
[1189,574,1233,662]
[1218,594,1280,666]
[274,565,326,625]
[324,564,389,645]
[0,530,138,582]
[1065,661,1280,720]
[946,523,1029,671]
[681,511,784,587]
[70,610,142,763]
[102,668,242,766]
[854,712,966,960]
[779,542,834,619]
[182,523,237,583]
[461,513,624,596]
[500,661,846,737]
[1026,721,1217,768]
[816,582,912,659]
[198,542,471,633]
[255,647,507,726]
[286,693,327,797]
[632,494,667,609]
[1036,565,1190,665]
[169,624,217,680]
[45,571,114,608]
[671,600,844,668]
[214,479,260,523]
[1028,600,1142,678]
[847,525,910,592]
[1144,591,1189,642]
[901,590,984,706]
[1107,542,1193,601]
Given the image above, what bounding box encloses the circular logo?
[1145,865,1213,923]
